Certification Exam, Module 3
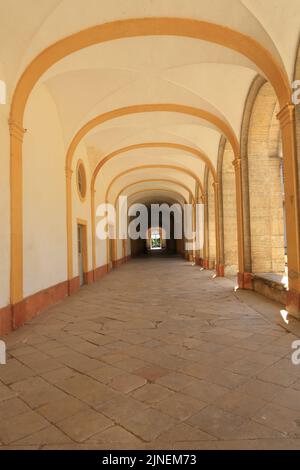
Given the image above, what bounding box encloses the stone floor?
[1,256,300,450]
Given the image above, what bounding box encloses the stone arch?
[247,81,285,274]
[239,75,266,274]
[293,39,300,211]
[217,137,238,276]
[216,136,226,269]
[207,170,216,269]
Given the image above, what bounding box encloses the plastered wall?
[23,83,67,297]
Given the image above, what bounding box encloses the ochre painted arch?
[91,142,217,189]
[11,17,290,124]
[104,164,204,201]
[113,178,195,206]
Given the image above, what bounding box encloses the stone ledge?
[252,273,287,306]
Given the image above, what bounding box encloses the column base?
[216,264,224,277]
[84,271,94,285]
[93,264,109,281]
[203,259,209,269]
[195,256,203,266]
[287,289,300,320]
[68,276,80,295]
[237,271,253,290]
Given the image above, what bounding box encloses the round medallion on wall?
[76,160,86,201]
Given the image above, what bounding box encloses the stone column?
[91,187,96,280]
[213,181,224,276]
[202,192,209,269]
[233,158,251,289]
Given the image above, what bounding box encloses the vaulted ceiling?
[1,0,299,204]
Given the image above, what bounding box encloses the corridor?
[1,258,300,449]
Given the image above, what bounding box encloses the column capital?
[232,158,241,171]
[277,104,295,130]
[8,119,26,142]
[212,181,219,189]
[200,191,207,203]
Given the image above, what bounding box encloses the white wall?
[94,171,108,267]
[23,83,67,296]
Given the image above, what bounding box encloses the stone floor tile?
[98,395,149,423]
[225,358,267,377]
[56,373,120,406]
[182,379,229,404]
[57,351,101,373]
[109,373,146,393]
[153,392,207,420]
[271,387,300,412]
[86,425,141,445]
[156,372,196,391]
[9,345,38,358]
[87,365,124,384]
[122,408,177,442]
[57,409,113,442]
[253,402,300,435]
[131,383,174,404]
[0,410,49,444]
[203,368,248,389]
[187,405,246,439]
[235,378,284,402]
[158,422,216,442]
[180,363,215,380]
[226,420,286,440]
[41,366,77,384]
[14,426,72,445]
[11,376,67,409]
[218,389,268,418]
[37,396,89,423]
[81,332,114,346]
[101,353,130,364]
[0,359,35,385]
[0,382,17,401]
[291,378,300,391]
[0,397,30,420]
[114,358,147,373]
[256,365,298,387]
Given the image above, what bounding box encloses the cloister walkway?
[1,257,300,449]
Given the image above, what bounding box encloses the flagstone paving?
[1,257,300,449]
